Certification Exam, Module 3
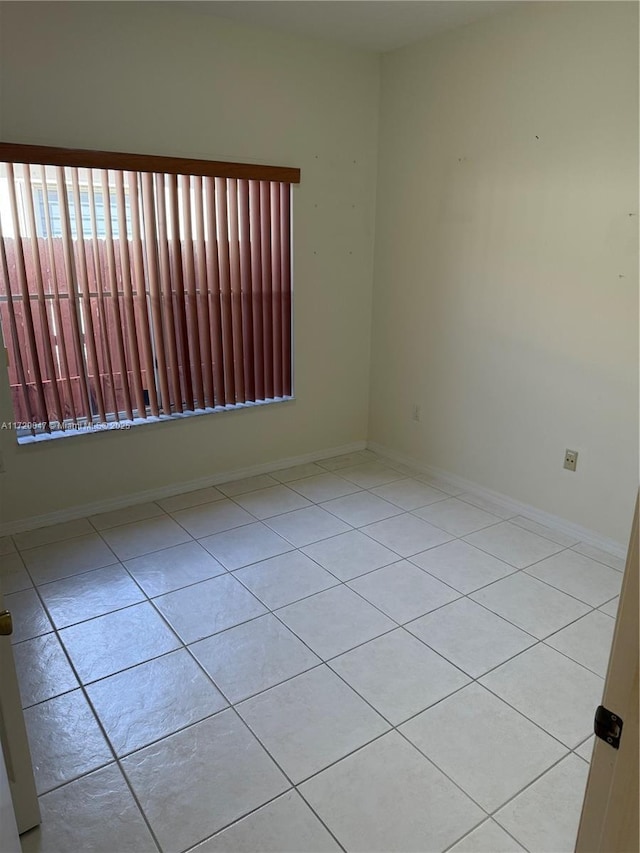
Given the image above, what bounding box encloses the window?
[0,143,299,442]
[32,185,129,240]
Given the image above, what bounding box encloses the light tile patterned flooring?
[0,449,623,853]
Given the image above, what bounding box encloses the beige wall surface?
[370,1,638,544]
[0,2,380,524]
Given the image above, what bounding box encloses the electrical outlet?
[564,449,578,472]
[411,404,421,422]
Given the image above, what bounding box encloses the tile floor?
[0,449,623,853]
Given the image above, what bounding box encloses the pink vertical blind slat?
[86,172,120,420]
[193,177,214,408]
[260,181,274,401]
[168,173,194,412]
[280,183,292,397]
[155,173,184,413]
[179,174,205,410]
[238,179,254,401]
[99,169,134,420]
[204,176,226,407]
[215,177,236,405]
[69,167,107,423]
[127,171,160,418]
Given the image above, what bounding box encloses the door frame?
[0,586,40,835]
[575,492,639,853]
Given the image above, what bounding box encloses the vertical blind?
[0,143,299,439]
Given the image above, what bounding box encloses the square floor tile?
[401,683,567,811]
[510,516,579,547]
[237,666,389,783]
[24,690,112,794]
[414,497,501,537]
[450,819,525,852]
[123,710,288,853]
[266,507,351,547]
[271,462,327,483]
[277,585,395,659]
[100,516,190,561]
[495,755,589,853]
[545,610,615,677]
[363,513,454,558]
[194,790,341,853]
[407,598,535,678]
[125,540,226,597]
[416,473,464,496]
[13,633,78,708]
[471,572,590,639]
[21,534,116,585]
[217,474,279,496]
[337,462,404,489]
[20,764,156,853]
[0,551,32,594]
[201,522,294,570]
[300,731,484,853]
[572,542,625,572]
[6,588,52,643]
[233,485,312,519]
[87,648,227,756]
[575,736,594,763]
[13,519,94,551]
[464,521,564,568]
[154,574,266,644]
[379,459,422,477]
[158,486,225,513]
[349,561,459,624]
[410,539,516,594]
[59,601,181,683]
[302,530,399,582]
[316,451,376,471]
[600,596,619,617]
[289,473,361,503]
[191,613,320,704]
[481,644,604,747]
[38,564,144,629]
[172,499,254,539]
[321,492,402,527]
[89,502,164,531]
[234,551,338,610]
[526,549,622,606]
[456,493,515,519]
[370,478,449,510]
[330,629,469,724]
[0,536,16,555]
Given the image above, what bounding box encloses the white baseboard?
[0,440,367,537]
[368,441,627,559]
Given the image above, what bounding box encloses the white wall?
[370,1,638,544]
[0,2,380,525]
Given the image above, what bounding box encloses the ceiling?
[183,1,516,53]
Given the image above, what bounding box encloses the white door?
[0,586,40,840]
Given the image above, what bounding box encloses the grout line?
[442,815,532,853]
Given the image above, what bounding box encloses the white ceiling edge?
[179,1,521,53]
